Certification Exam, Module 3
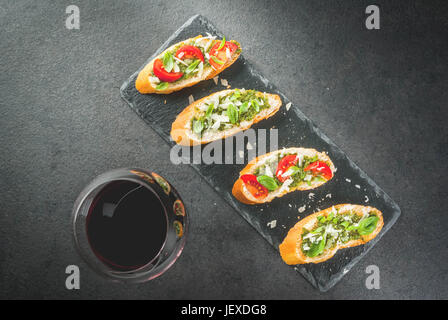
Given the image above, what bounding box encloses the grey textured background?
[0,0,447,299]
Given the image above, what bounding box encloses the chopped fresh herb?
[192,119,204,135]
[211,55,224,65]
[218,36,226,50]
[156,82,169,90]
[286,166,301,176]
[185,59,201,74]
[205,103,214,118]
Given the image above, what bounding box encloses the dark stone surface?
[0,0,447,299]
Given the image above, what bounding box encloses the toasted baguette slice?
[171,89,282,146]
[232,147,334,204]
[279,204,384,265]
[136,35,241,94]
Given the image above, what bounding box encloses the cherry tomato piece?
[241,174,268,199]
[175,45,204,62]
[153,58,183,83]
[275,155,299,183]
[304,161,333,180]
[208,41,238,69]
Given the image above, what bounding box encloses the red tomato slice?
[275,155,299,183]
[209,41,238,69]
[153,59,183,83]
[175,45,204,62]
[304,161,333,180]
[241,174,268,199]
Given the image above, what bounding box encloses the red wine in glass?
[86,180,168,271]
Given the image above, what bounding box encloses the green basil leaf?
[251,99,260,112]
[210,55,224,65]
[286,166,301,176]
[218,36,226,50]
[313,175,326,182]
[185,59,201,74]
[341,221,350,228]
[230,91,240,101]
[192,119,204,135]
[239,102,249,114]
[226,104,239,124]
[307,233,327,257]
[311,226,324,234]
[156,82,169,90]
[256,175,279,191]
[163,52,174,72]
[205,103,214,118]
[358,216,379,235]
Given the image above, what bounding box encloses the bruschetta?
[279,204,384,264]
[232,147,334,204]
[136,35,241,94]
[170,89,282,146]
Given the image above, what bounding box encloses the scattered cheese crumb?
[308,193,315,199]
[246,142,253,150]
[288,204,292,208]
[188,95,194,104]
[364,195,369,203]
[286,102,292,111]
[267,220,277,229]
[238,150,244,158]
[298,205,306,213]
[355,184,361,189]
[325,193,332,198]
[213,76,219,85]
[345,178,351,183]
[220,78,228,86]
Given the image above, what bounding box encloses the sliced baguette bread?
[136,35,241,94]
[171,89,282,146]
[279,204,384,265]
[232,147,335,204]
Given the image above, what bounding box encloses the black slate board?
[120,15,401,291]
